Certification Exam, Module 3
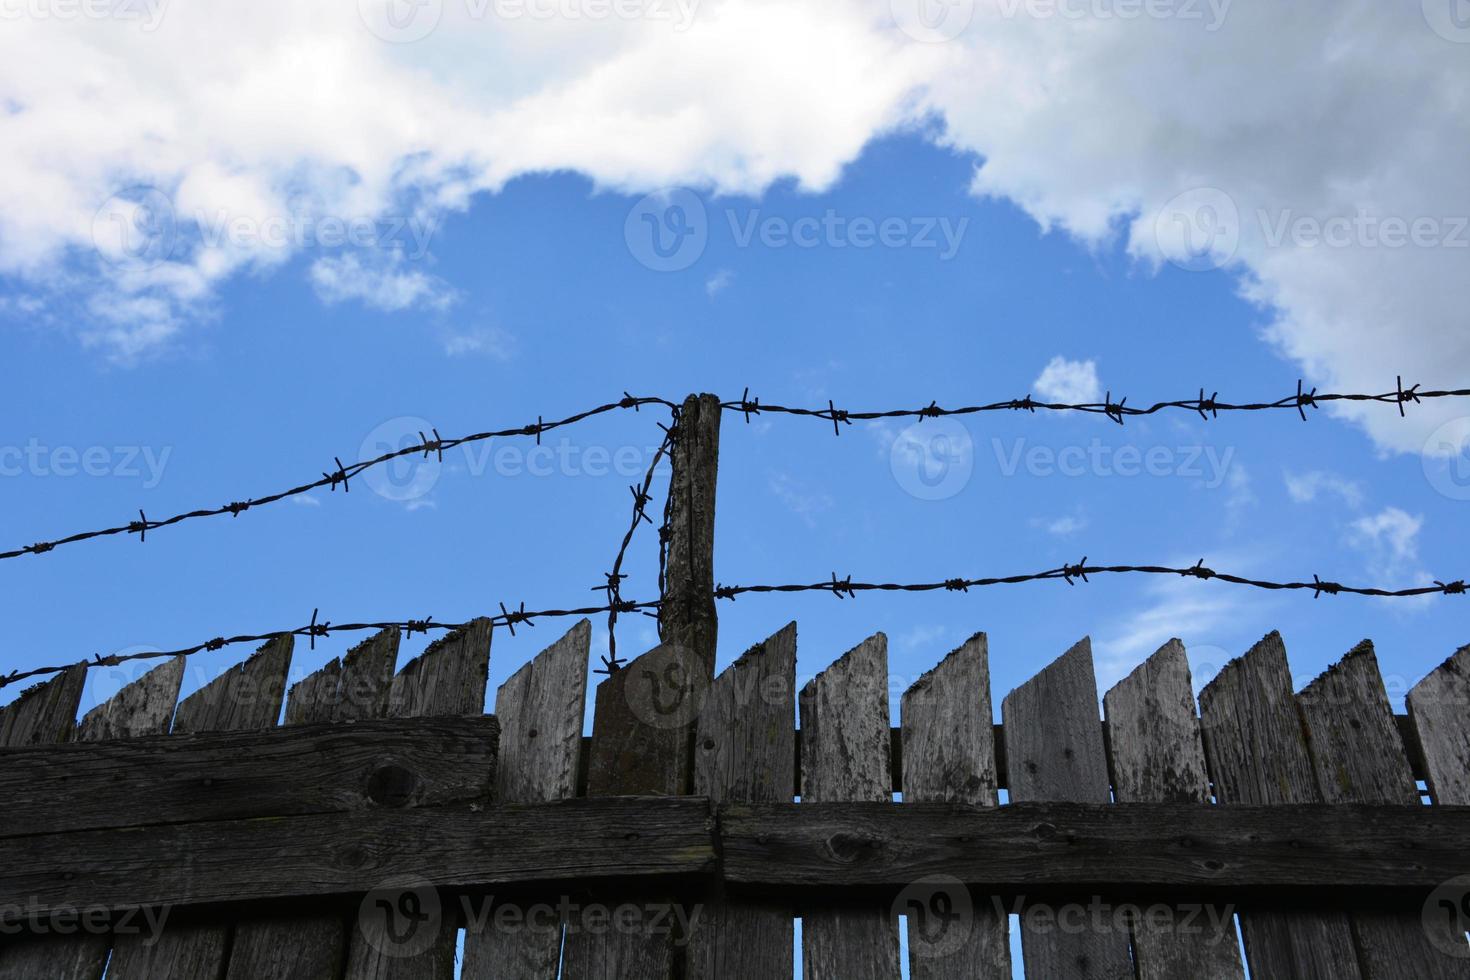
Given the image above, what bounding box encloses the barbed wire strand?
[596,406,679,675]
[4,380,1466,566]
[4,560,1462,693]
[1,394,676,564]
[720,378,1468,429]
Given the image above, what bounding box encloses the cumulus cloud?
[309,253,456,312]
[1284,470,1365,508]
[1033,356,1102,404]
[1,0,1466,456]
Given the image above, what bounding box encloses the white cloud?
[441,325,517,359]
[310,253,456,313]
[1284,470,1365,508]
[1033,356,1102,405]
[1344,506,1434,606]
[1,0,1466,459]
[705,267,734,297]
[1035,514,1086,537]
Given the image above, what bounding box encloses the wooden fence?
[2,394,1469,978]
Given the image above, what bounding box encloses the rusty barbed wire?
[4,559,1462,693]
[720,377,1469,429]
[597,406,679,675]
[0,393,677,564]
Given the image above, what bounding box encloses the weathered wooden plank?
[1408,644,1470,806]
[716,801,1470,890]
[0,716,497,837]
[345,618,491,980]
[0,665,100,980]
[4,797,715,917]
[0,666,86,747]
[1298,641,1465,978]
[799,633,901,980]
[1102,639,1244,980]
[686,623,797,980]
[562,641,691,980]
[898,632,1010,980]
[462,619,591,980]
[77,655,184,740]
[1198,631,1363,979]
[285,627,399,725]
[106,637,293,980]
[226,627,402,980]
[658,392,721,681]
[1003,637,1132,980]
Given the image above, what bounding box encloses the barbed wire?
[0,394,676,564]
[4,559,1461,694]
[720,377,1470,430]
[3,379,1465,567]
[597,406,679,675]
[0,598,662,693]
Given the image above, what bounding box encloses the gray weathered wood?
[716,801,1470,889]
[4,798,716,916]
[1103,640,1244,980]
[686,623,797,980]
[0,665,102,980]
[1198,631,1363,979]
[1298,641,1464,978]
[344,619,491,980]
[658,392,720,681]
[0,666,86,747]
[1407,644,1470,806]
[899,632,1010,980]
[106,636,294,980]
[0,716,498,837]
[562,641,689,980]
[462,619,591,980]
[226,627,402,980]
[285,627,400,725]
[799,633,901,980]
[1003,637,1132,980]
[77,655,184,740]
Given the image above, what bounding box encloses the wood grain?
[106,637,293,980]
[0,716,498,837]
[686,623,797,980]
[1407,644,1470,806]
[0,665,103,980]
[226,629,400,980]
[1102,640,1244,980]
[463,619,591,980]
[1298,641,1464,978]
[1198,631,1362,979]
[899,632,1010,980]
[346,619,491,980]
[799,633,901,980]
[1003,638,1132,980]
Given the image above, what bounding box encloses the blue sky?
[2,130,1464,721]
